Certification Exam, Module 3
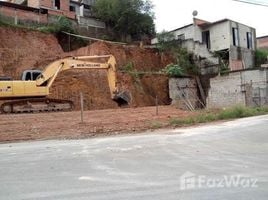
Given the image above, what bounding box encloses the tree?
[93,0,155,41]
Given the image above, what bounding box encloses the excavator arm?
[35,55,130,105]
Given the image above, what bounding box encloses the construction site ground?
[0,27,188,143]
[0,106,193,143]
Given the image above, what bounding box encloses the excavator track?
[0,98,74,114]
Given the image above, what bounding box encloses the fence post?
[155,95,159,116]
[80,92,84,123]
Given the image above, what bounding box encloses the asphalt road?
[0,115,268,200]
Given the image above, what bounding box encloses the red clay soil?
[0,27,63,78]
[0,27,174,110]
[0,27,185,143]
[0,106,192,143]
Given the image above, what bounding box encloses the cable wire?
[232,0,268,7]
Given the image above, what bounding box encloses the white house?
[152,18,256,72]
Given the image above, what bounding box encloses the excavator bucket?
[113,91,131,106]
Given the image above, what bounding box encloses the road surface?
[0,115,268,200]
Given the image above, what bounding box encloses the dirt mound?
[72,42,172,71]
[65,42,173,108]
[0,27,173,110]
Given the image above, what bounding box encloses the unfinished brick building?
[27,0,75,19]
[0,0,105,37]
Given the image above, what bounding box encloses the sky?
[151,0,268,37]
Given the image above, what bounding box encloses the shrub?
[164,64,185,77]
[255,49,268,67]
[37,16,74,34]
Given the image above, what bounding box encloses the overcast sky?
[151,0,268,37]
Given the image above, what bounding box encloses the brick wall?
[257,36,268,50]
[0,5,48,24]
[207,69,268,108]
[27,0,75,19]
[40,0,75,19]
[27,0,39,8]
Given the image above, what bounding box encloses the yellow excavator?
[0,55,130,113]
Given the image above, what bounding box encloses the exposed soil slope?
[0,27,173,110]
[0,27,63,78]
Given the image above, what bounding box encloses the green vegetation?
[120,61,142,88]
[150,121,163,129]
[156,30,177,53]
[255,49,268,67]
[0,15,74,35]
[213,50,230,74]
[0,16,86,51]
[120,61,135,72]
[148,106,268,130]
[93,0,155,41]
[0,18,8,26]
[169,106,268,127]
[37,16,74,34]
[156,31,199,76]
[163,64,185,77]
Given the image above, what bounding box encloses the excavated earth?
[0,27,193,142]
[0,27,173,109]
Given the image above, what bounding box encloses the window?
[177,34,185,41]
[25,72,31,81]
[69,5,75,12]
[54,0,60,10]
[202,31,211,49]
[247,32,253,49]
[232,27,239,46]
[32,72,41,80]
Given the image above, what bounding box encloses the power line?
[232,0,268,7]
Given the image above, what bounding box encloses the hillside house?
[0,0,105,32]
[152,18,256,73]
[27,0,75,19]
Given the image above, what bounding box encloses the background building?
[152,18,256,73]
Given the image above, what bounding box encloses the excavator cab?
[21,70,42,81]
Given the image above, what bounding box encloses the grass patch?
[217,106,257,119]
[150,121,164,129]
[169,106,268,127]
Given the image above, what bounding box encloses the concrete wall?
[206,21,231,51]
[242,69,268,106]
[0,4,48,24]
[169,77,199,110]
[207,73,245,108]
[207,69,268,108]
[230,21,256,50]
[229,46,255,70]
[173,25,194,41]
[182,40,220,75]
[77,16,105,28]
